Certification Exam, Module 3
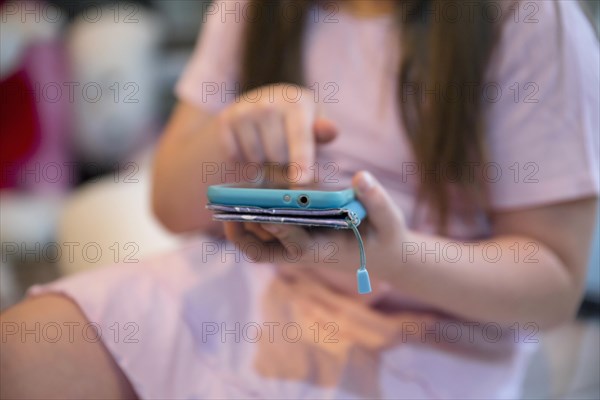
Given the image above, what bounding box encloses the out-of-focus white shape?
[0,260,19,310]
[0,190,65,246]
[67,4,165,164]
[0,0,59,79]
[0,191,65,309]
[56,150,182,275]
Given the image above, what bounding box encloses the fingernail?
[356,172,375,196]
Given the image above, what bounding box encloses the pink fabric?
[30,237,536,399]
[30,1,598,399]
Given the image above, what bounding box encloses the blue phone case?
[207,184,355,209]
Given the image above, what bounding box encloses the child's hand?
[217,84,338,185]
[223,171,407,272]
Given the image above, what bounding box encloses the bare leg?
[1,294,137,399]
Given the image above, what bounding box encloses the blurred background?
[1,0,208,306]
[0,1,599,398]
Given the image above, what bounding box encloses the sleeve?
[483,0,599,210]
[174,0,247,113]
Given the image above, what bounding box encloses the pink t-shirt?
[177,0,599,241]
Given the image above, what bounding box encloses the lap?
[4,238,534,399]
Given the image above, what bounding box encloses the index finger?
[284,103,316,186]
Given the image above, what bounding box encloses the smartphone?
[207,182,356,209]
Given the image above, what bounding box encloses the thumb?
[313,117,338,144]
[353,171,405,238]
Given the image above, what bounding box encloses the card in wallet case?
[206,199,366,229]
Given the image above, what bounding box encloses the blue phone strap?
[345,218,372,294]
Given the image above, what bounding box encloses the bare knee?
[1,294,137,399]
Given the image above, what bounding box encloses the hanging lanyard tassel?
[346,217,372,294]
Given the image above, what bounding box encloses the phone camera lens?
[297,195,309,207]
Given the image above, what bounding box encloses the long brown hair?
[240,0,508,230]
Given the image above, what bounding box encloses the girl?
[2,0,598,398]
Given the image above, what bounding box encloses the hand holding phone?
[207,181,371,293]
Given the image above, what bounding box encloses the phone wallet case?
[206,199,366,229]
[206,200,372,294]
